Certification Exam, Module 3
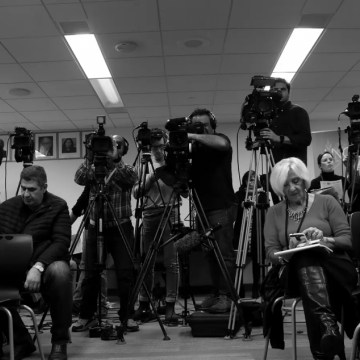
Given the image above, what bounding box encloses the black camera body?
[11,127,35,163]
[344,95,360,147]
[240,76,282,137]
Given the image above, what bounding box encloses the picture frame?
[0,135,11,162]
[58,132,80,159]
[35,133,57,160]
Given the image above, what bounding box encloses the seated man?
[0,166,72,360]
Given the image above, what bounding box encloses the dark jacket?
[0,192,71,267]
[270,101,312,165]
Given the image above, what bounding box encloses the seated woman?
[264,157,358,360]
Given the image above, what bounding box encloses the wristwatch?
[33,264,44,273]
[280,135,285,144]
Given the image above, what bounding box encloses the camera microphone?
[134,121,148,130]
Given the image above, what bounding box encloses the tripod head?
[245,130,273,152]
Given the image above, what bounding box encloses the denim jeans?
[0,261,73,345]
[139,211,179,303]
[201,206,236,296]
[79,221,135,321]
[72,230,107,309]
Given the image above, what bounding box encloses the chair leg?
[20,305,46,360]
[350,323,360,360]
[262,296,285,360]
[291,298,302,360]
[32,304,49,343]
[0,307,14,360]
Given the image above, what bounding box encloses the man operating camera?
[188,108,236,313]
[72,134,139,333]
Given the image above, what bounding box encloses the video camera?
[11,127,35,163]
[344,95,360,147]
[240,76,282,137]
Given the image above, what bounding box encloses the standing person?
[0,165,72,360]
[260,77,312,165]
[72,135,139,333]
[132,129,181,325]
[188,108,236,313]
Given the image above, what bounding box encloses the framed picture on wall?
[0,135,10,162]
[59,132,80,159]
[35,133,57,160]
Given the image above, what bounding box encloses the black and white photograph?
[35,133,56,159]
[59,132,80,159]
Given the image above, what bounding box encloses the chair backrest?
[0,234,33,303]
[350,212,360,262]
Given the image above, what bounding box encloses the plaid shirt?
[74,160,138,223]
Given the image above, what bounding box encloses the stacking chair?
[0,234,45,360]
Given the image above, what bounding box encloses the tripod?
[227,134,275,339]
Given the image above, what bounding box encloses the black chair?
[0,234,45,360]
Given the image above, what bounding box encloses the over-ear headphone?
[189,108,217,130]
[121,137,129,155]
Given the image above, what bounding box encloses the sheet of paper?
[320,179,343,200]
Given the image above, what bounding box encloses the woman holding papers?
[264,157,358,360]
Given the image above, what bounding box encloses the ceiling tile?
[35,121,77,130]
[109,113,130,120]
[43,0,79,3]
[111,118,133,128]
[162,30,226,56]
[328,0,360,28]
[2,37,72,63]
[168,92,214,106]
[0,6,59,38]
[63,108,106,121]
[114,77,167,94]
[337,71,360,87]
[0,44,15,64]
[0,82,48,99]
[229,0,305,28]
[295,101,320,113]
[301,53,360,72]
[353,62,360,71]
[216,115,239,123]
[122,93,168,107]
[312,101,347,113]
[0,64,33,83]
[224,29,292,54]
[0,112,28,123]
[0,0,41,5]
[98,32,163,59]
[214,91,249,104]
[46,3,86,22]
[1,123,39,133]
[38,80,94,97]
[72,119,114,129]
[127,106,169,118]
[83,0,159,33]
[170,105,212,117]
[167,75,218,92]
[107,58,164,78]
[324,87,360,101]
[212,104,242,115]
[217,74,253,91]
[0,100,15,113]
[21,110,69,122]
[6,98,58,112]
[22,61,85,81]
[165,55,222,75]
[51,96,102,110]
[290,88,332,102]
[220,54,277,74]
[302,0,341,14]
[314,30,360,53]
[292,71,347,88]
[159,0,231,30]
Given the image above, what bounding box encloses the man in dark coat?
[0,165,72,360]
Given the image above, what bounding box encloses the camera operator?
[132,129,184,325]
[188,108,236,313]
[259,78,312,165]
[72,135,139,333]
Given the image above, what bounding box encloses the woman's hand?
[303,227,324,241]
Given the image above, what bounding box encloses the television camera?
[11,127,35,164]
[343,95,360,147]
[240,75,282,137]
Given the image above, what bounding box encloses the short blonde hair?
[270,158,310,197]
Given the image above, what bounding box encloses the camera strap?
[105,168,116,185]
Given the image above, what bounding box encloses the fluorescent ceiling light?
[271,28,323,82]
[89,79,124,108]
[65,34,111,79]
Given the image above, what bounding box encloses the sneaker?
[208,295,232,313]
[101,325,118,341]
[198,294,218,310]
[72,317,98,332]
[125,319,139,332]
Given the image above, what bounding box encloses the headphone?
[121,137,129,155]
[189,109,217,130]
